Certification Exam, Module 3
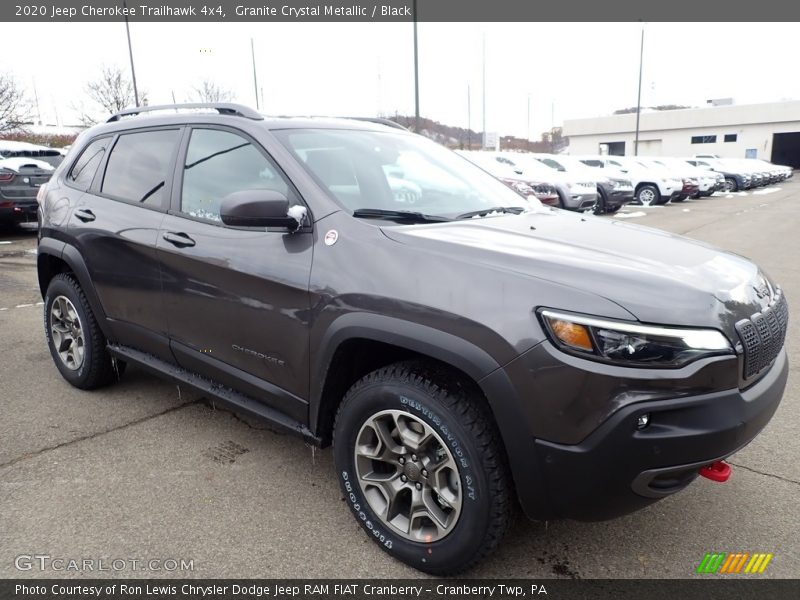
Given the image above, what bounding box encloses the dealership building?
[563,100,800,167]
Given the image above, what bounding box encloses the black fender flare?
[37,239,112,339]
[311,312,553,520]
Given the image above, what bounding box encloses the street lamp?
[122,0,140,106]
[634,24,645,156]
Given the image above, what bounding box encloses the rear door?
[156,125,313,422]
[68,127,182,360]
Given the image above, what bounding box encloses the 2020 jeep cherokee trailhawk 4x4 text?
[37,104,789,574]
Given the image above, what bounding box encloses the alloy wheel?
[638,188,656,206]
[49,295,85,371]
[354,409,463,542]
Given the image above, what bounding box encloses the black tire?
[635,184,660,206]
[593,189,607,215]
[724,177,738,192]
[554,189,566,209]
[607,204,622,214]
[44,273,121,389]
[333,361,511,575]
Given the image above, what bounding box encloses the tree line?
[0,65,234,133]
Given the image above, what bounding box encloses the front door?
[156,126,313,422]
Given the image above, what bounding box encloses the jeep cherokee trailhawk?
[37,104,789,574]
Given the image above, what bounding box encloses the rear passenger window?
[181,128,291,223]
[67,138,108,191]
[102,129,179,207]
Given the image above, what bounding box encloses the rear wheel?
[44,273,122,389]
[635,184,660,206]
[333,361,511,575]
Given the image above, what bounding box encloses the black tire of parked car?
[635,184,661,206]
[333,361,511,575]
[44,273,123,389]
[593,189,607,215]
[724,177,739,192]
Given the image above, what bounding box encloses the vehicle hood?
[382,209,774,340]
[0,157,54,172]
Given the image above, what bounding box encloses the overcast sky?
[4,22,800,138]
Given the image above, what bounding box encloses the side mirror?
[220,190,304,230]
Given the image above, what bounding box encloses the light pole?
[251,38,260,110]
[634,25,645,156]
[467,84,471,149]
[527,93,531,143]
[481,34,486,148]
[413,0,420,132]
[122,0,140,106]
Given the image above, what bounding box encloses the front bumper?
[534,348,788,521]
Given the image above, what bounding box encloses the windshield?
[274,128,539,219]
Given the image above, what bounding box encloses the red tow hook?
[699,461,732,483]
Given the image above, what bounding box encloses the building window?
[724,134,738,143]
[691,135,717,144]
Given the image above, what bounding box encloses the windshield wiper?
[352,208,451,223]
[455,206,525,220]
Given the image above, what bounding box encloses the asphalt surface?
[1,183,799,579]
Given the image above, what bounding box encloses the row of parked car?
[457,150,793,215]
[0,132,794,228]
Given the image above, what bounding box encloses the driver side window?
[181,128,290,222]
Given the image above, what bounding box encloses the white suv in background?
[576,155,682,206]
[488,152,598,211]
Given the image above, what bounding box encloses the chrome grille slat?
[735,290,789,380]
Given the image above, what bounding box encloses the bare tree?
[0,73,32,133]
[77,65,146,126]
[190,79,232,103]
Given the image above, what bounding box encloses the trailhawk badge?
[324,230,339,246]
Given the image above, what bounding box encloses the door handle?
[74,208,96,222]
[162,231,196,248]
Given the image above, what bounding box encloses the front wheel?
[635,184,660,206]
[333,362,511,575]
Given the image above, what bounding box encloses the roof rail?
[107,103,263,123]
[345,117,409,131]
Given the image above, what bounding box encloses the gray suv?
[37,104,789,574]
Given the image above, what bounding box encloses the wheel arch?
[37,239,111,339]
[311,313,553,519]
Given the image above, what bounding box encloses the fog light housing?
[637,414,650,429]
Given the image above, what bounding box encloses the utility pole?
[251,38,260,110]
[467,84,471,149]
[482,34,486,148]
[123,0,140,106]
[634,25,645,156]
[31,77,41,125]
[413,0,420,132]
[527,93,531,143]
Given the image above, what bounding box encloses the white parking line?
[615,211,647,219]
[0,302,43,312]
[753,187,781,195]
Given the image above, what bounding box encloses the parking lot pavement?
[1,182,799,579]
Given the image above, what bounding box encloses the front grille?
[735,289,789,380]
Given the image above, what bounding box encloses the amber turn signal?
[548,319,593,351]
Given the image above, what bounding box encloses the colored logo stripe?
[697,552,773,574]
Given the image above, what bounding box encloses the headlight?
[539,309,732,368]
